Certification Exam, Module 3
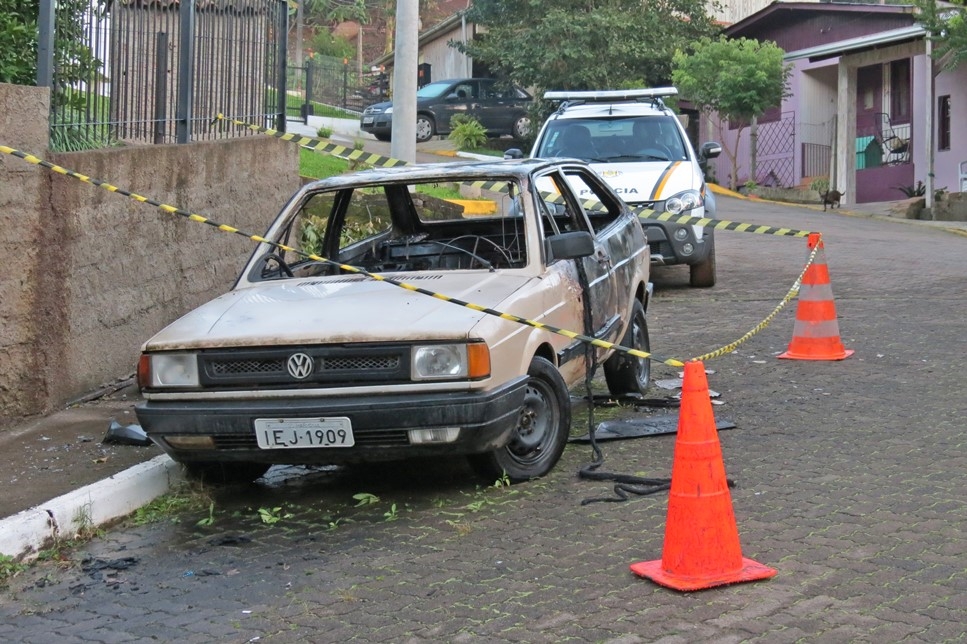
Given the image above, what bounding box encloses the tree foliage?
[672,36,791,189]
[914,0,967,71]
[0,0,39,85]
[460,0,721,94]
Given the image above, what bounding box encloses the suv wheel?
[603,299,651,396]
[415,115,435,142]
[689,238,716,288]
[468,357,570,482]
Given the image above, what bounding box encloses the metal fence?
[37,0,288,150]
[287,56,388,123]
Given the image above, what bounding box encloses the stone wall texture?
[0,82,300,422]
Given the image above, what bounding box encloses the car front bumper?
[135,377,528,465]
[360,114,392,137]
[639,218,713,266]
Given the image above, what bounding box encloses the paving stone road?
[2,195,965,643]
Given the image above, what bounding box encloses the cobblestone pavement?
[2,196,966,642]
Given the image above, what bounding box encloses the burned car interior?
[250,170,622,282]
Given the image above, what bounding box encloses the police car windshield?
[537,116,688,163]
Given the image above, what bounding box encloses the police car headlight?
[664,190,703,215]
[412,343,490,380]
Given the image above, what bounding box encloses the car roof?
[546,100,671,120]
[301,158,578,191]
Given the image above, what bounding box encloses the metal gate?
[755,111,796,188]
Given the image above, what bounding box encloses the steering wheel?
[442,235,515,270]
[636,145,672,160]
[259,252,294,278]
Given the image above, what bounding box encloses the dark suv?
[360,78,532,143]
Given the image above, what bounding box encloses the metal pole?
[154,33,169,145]
[390,0,418,164]
[276,2,288,133]
[36,0,55,88]
[925,36,935,216]
[175,0,196,144]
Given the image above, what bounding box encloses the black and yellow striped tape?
[0,143,686,368]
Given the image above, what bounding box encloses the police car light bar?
[543,88,678,102]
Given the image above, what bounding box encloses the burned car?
[135,159,651,483]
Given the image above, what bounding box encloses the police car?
[510,88,721,287]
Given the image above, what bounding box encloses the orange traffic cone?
[630,361,776,591]
[779,233,853,360]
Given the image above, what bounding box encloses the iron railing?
[37,0,287,150]
[287,56,388,123]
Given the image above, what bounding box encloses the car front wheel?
[512,115,531,141]
[416,115,435,142]
[468,357,570,483]
[603,299,651,396]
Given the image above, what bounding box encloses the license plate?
[362,116,374,124]
[255,417,354,449]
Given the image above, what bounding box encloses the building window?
[890,59,910,123]
[938,95,951,151]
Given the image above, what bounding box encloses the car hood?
[590,160,699,204]
[143,272,534,351]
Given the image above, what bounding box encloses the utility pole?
[390,0,418,164]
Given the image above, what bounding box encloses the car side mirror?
[504,148,524,160]
[700,141,722,160]
[545,231,595,262]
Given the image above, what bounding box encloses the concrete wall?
[0,82,300,423]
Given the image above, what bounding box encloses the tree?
[672,36,791,190]
[459,0,720,94]
[913,0,967,71]
[0,0,39,85]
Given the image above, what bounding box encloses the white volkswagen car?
[135,159,652,483]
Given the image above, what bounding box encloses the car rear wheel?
[468,357,570,483]
[415,115,435,142]
[374,133,391,142]
[183,461,270,484]
[689,239,716,288]
[603,299,651,396]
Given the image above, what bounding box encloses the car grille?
[212,428,410,449]
[198,345,410,388]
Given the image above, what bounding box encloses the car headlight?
[411,343,490,380]
[138,353,199,388]
[384,106,393,115]
[664,190,703,215]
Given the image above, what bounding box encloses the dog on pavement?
[821,189,842,211]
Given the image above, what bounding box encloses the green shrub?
[317,125,333,139]
[894,180,925,198]
[448,114,488,150]
[809,177,830,194]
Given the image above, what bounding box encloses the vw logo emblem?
[286,353,314,379]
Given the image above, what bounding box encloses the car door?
[470,80,504,133]
[434,80,473,133]
[538,169,619,344]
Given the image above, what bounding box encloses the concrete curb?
[0,454,184,560]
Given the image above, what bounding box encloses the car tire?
[468,356,570,483]
[689,238,716,288]
[512,115,531,141]
[603,299,651,397]
[374,133,391,142]
[183,461,270,484]
[415,115,435,142]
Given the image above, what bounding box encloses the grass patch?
[300,148,353,179]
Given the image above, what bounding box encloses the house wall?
[930,67,967,195]
[0,82,300,424]
[418,24,472,82]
